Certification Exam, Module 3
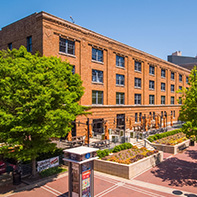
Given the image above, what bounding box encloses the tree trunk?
[32,158,37,176]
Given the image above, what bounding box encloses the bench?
[92,140,110,149]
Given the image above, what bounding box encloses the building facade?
[0,12,191,136]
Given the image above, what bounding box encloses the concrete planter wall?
[151,139,190,154]
[94,151,163,179]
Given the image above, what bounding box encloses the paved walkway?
[1,144,197,197]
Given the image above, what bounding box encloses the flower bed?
[149,132,190,154]
[101,146,158,165]
[94,143,163,179]
[152,133,187,145]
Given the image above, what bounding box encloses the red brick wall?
[0,12,191,136]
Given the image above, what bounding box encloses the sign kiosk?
[63,146,98,197]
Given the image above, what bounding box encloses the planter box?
[151,139,190,154]
[94,151,163,179]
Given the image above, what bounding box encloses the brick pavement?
[1,144,197,197]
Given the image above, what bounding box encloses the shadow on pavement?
[151,157,197,187]
[185,149,197,160]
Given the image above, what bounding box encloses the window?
[153,112,155,120]
[179,74,182,82]
[161,69,165,78]
[179,86,182,91]
[135,113,138,122]
[171,96,174,104]
[92,48,103,62]
[173,111,175,118]
[116,92,125,105]
[139,113,142,122]
[149,65,155,75]
[171,84,174,92]
[186,76,189,84]
[135,94,141,105]
[149,112,152,116]
[161,96,165,104]
[72,66,75,74]
[59,37,75,55]
[134,78,141,88]
[92,70,103,83]
[116,74,125,86]
[161,111,163,118]
[171,72,175,80]
[161,83,165,91]
[92,91,103,104]
[179,97,182,104]
[116,55,124,67]
[149,80,155,90]
[135,61,141,72]
[8,43,12,50]
[149,95,155,105]
[27,36,32,52]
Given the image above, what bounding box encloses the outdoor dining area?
[51,113,175,150]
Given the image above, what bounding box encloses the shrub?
[112,143,133,153]
[97,149,110,158]
[40,166,67,178]
[147,129,181,142]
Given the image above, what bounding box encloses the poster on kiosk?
[63,146,98,197]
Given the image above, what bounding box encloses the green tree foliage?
[179,66,197,141]
[0,46,87,174]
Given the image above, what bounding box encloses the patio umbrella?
[129,117,132,130]
[67,131,72,141]
[85,128,88,144]
[104,122,109,140]
[170,115,173,126]
[155,116,158,129]
[163,116,166,128]
[89,124,93,138]
[145,117,148,131]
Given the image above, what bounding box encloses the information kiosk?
[63,146,98,197]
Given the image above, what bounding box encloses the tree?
[179,66,197,141]
[0,46,87,175]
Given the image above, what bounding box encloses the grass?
[39,166,67,178]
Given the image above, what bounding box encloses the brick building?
[0,12,191,136]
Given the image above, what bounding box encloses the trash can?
[13,170,21,185]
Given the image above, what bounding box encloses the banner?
[37,156,59,172]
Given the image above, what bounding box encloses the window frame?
[171,72,175,80]
[116,55,125,68]
[135,94,141,105]
[171,96,175,104]
[161,82,166,91]
[116,74,125,86]
[134,61,141,72]
[149,95,155,105]
[161,69,166,78]
[116,92,125,105]
[149,80,155,90]
[59,37,75,55]
[149,65,155,75]
[92,48,103,62]
[161,96,165,104]
[171,84,175,92]
[92,69,103,83]
[27,36,32,52]
[134,77,141,88]
[92,90,103,105]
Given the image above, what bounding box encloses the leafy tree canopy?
[0,46,87,163]
[179,66,197,141]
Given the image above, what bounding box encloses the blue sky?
[1,0,197,60]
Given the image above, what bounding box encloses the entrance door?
[93,119,104,135]
[116,114,125,130]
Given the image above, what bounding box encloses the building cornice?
[36,11,190,74]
